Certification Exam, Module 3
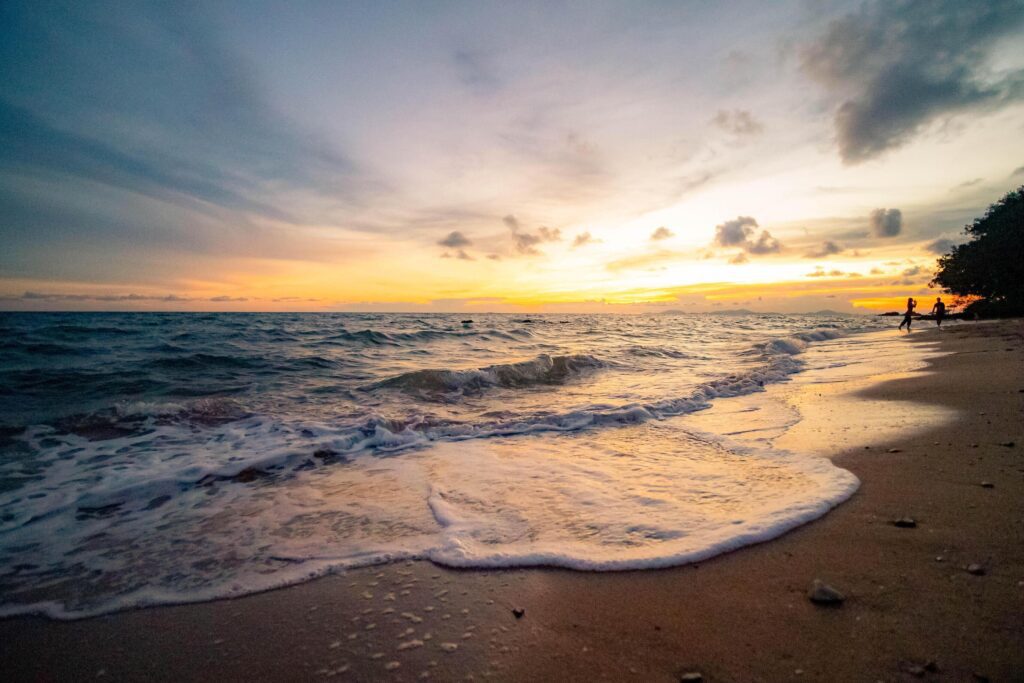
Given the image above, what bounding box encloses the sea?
[0,311,898,618]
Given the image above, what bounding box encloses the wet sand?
[2,320,1022,682]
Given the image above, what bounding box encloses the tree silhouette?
[932,185,1024,317]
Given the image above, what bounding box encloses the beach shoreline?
[2,320,1022,682]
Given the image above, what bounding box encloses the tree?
[931,186,1024,317]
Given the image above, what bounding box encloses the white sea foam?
[0,422,858,619]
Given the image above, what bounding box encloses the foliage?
[932,186,1024,316]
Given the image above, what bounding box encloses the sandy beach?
[2,319,1021,682]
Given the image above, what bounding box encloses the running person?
[898,297,917,332]
[930,297,946,327]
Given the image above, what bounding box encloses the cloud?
[870,208,902,237]
[925,238,956,254]
[711,109,764,136]
[504,214,560,256]
[804,241,844,258]
[10,291,200,303]
[713,216,759,247]
[438,231,472,248]
[801,1,1024,163]
[440,249,473,260]
[902,265,921,277]
[712,216,782,255]
[650,226,675,241]
[1012,165,1024,177]
[728,252,749,265]
[210,295,248,302]
[572,231,595,248]
[806,269,856,278]
[538,227,561,242]
[746,230,781,255]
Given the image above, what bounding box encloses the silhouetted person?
[898,297,916,332]
[930,297,946,328]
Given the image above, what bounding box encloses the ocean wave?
[624,345,693,359]
[373,353,607,394]
[0,340,99,356]
[41,324,140,337]
[0,314,889,619]
[746,328,847,356]
[145,353,264,371]
[0,340,818,534]
[311,327,533,347]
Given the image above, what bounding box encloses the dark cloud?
[504,215,560,256]
[902,265,921,277]
[806,269,852,278]
[512,232,542,256]
[440,249,473,260]
[1012,165,1024,177]
[713,216,758,247]
[650,226,675,241]
[572,232,594,248]
[711,109,764,136]
[538,227,561,242]
[210,295,248,302]
[728,252,749,265]
[925,237,956,254]
[802,1,1024,163]
[438,231,472,248]
[746,230,781,254]
[712,216,782,255]
[12,291,194,303]
[804,241,844,258]
[870,208,902,237]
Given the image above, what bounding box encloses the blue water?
[0,312,882,618]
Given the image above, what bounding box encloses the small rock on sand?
[999,441,1015,448]
[967,564,986,576]
[899,661,926,677]
[887,448,902,453]
[808,580,845,605]
[679,673,703,683]
[512,608,525,619]
[892,517,917,528]
[980,481,994,488]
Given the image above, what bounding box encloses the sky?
[2,0,1023,314]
